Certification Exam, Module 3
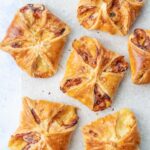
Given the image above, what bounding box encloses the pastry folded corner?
[128,28,150,84]
[77,0,144,35]
[0,4,71,78]
[82,108,140,150]
[8,97,78,150]
[60,36,128,111]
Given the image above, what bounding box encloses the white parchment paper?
[0,0,150,149]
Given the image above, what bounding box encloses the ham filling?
[131,29,150,51]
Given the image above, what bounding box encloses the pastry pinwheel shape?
[60,36,128,111]
[82,108,140,150]
[128,28,150,84]
[77,0,144,35]
[8,97,79,150]
[0,4,70,78]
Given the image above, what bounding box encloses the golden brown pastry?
[77,0,144,35]
[82,108,140,150]
[60,36,128,111]
[128,28,150,84]
[8,97,78,150]
[0,4,70,78]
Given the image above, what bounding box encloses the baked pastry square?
[77,0,144,35]
[8,97,79,150]
[128,28,150,84]
[60,36,128,111]
[0,4,70,78]
[82,108,140,150]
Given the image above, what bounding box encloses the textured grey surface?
[0,0,150,149]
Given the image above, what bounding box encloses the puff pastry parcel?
[82,108,140,150]
[128,28,150,84]
[77,0,144,35]
[0,4,70,78]
[8,97,78,150]
[60,36,128,111]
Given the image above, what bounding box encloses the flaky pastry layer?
[8,97,78,150]
[77,0,144,35]
[0,4,70,78]
[60,36,128,111]
[82,108,140,150]
[128,28,150,84]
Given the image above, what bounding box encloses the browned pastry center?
[77,0,144,35]
[0,4,70,78]
[8,97,79,150]
[60,36,128,111]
